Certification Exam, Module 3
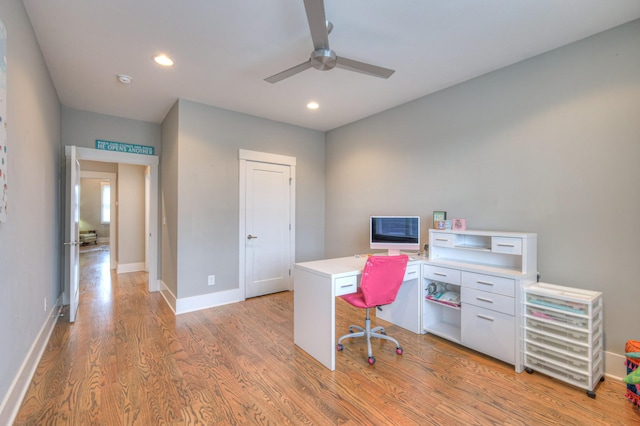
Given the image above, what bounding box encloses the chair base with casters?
[336,306,403,365]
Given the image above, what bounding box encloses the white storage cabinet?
[523,282,604,397]
[424,229,537,372]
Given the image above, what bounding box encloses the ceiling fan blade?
[335,57,395,79]
[303,0,329,50]
[264,61,313,84]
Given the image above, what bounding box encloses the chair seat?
[340,290,369,308]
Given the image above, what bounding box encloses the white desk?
[293,256,421,371]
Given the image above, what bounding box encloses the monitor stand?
[387,249,401,256]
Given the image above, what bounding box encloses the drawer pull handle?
[477,314,495,321]
[476,280,494,286]
[435,238,449,242]
[476,297,493,303]
[406,271,417,275]
[340,284,352,288]
[433,272,447,277]
[497,244,515,247]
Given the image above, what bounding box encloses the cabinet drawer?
[431,233,455,247]
[462,304,515,364]
[491,237,522,255]
[525,305,589,329]
[524,329,598,359]
[423,265,460,285]
[462,287,514,315]
[462,272,515,297]
[525,341,601,371]
[334,275,357,296]
[403,264,420,282]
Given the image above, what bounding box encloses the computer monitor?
[370,216,420,255]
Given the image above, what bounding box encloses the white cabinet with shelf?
[424,229,537,372]
[523,282,604,397]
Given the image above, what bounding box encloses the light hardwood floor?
[14,247,639,425]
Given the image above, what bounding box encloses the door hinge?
[289,269,291,276]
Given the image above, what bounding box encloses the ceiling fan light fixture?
[153,54,174,66]
[307,101,319,110]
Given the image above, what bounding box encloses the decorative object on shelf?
[435,221,445,230]
[444,220,452,230]
[452,218,466,230]
[432,211,446,228]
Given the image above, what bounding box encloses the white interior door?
[65,146,81,322]
[245,161,292,298]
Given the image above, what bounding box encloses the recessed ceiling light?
[116,74,133,84]
[153,54,174,66]
[307,101,319,110]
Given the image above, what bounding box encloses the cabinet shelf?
[424,321,461,343]
[425,296,461,310]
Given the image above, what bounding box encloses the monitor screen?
[370,216,420,255]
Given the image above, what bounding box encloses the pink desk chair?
[336,254,409,365]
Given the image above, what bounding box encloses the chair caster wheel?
[396,347,403,355]
[368,356,376,365]
[587,390,596,399]
[349,327,354,333]
[336,344,343,351]
[525,367,534,374]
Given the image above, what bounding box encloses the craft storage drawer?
[431,233,456,248]
[524,354,591,388]
[423,265,460,286]
[525,305,590,329]
[334,275,357,296]
[403,263,420,281]
[525,317,591,343]
[462,287,514,315]
[524,328,599,359]
[462,272,515,297]
[525,341,600,371]
[491,236,522,255]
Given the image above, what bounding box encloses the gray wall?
[160,101,179,296]
[117,163,146,265]
[325,20,640,354]
[165,99,325,299]
[0,0,61,415]
[80,178,110,237]
[61,107,161,154]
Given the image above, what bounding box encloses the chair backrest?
[360,255,409,307]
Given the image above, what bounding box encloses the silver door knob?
[247,234,258,239]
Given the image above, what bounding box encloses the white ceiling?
[23,0,640,132]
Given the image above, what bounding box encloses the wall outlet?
[208,275,215,286]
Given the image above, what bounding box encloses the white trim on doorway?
[67,146,160,292]
[238,149,296,300]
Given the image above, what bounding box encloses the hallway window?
[101,182,110,224]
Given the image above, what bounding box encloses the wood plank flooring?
[15,247,640,425]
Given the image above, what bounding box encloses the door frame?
[66,146,159,292]
[238,149,296,299]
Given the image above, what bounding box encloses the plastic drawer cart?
[523,282,604,398]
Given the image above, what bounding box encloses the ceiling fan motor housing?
[310,49,337,70]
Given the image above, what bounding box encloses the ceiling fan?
[264,0,395,84]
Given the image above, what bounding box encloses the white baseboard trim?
[158,280,176,314]
[0,301,61,425]
[117,262,145,274]
[175,288,244,315]
[604,350,626,381]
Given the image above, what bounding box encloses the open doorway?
[64,146,159,304]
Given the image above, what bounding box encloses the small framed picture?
[433,211,446,228]
[452,218,466,231]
